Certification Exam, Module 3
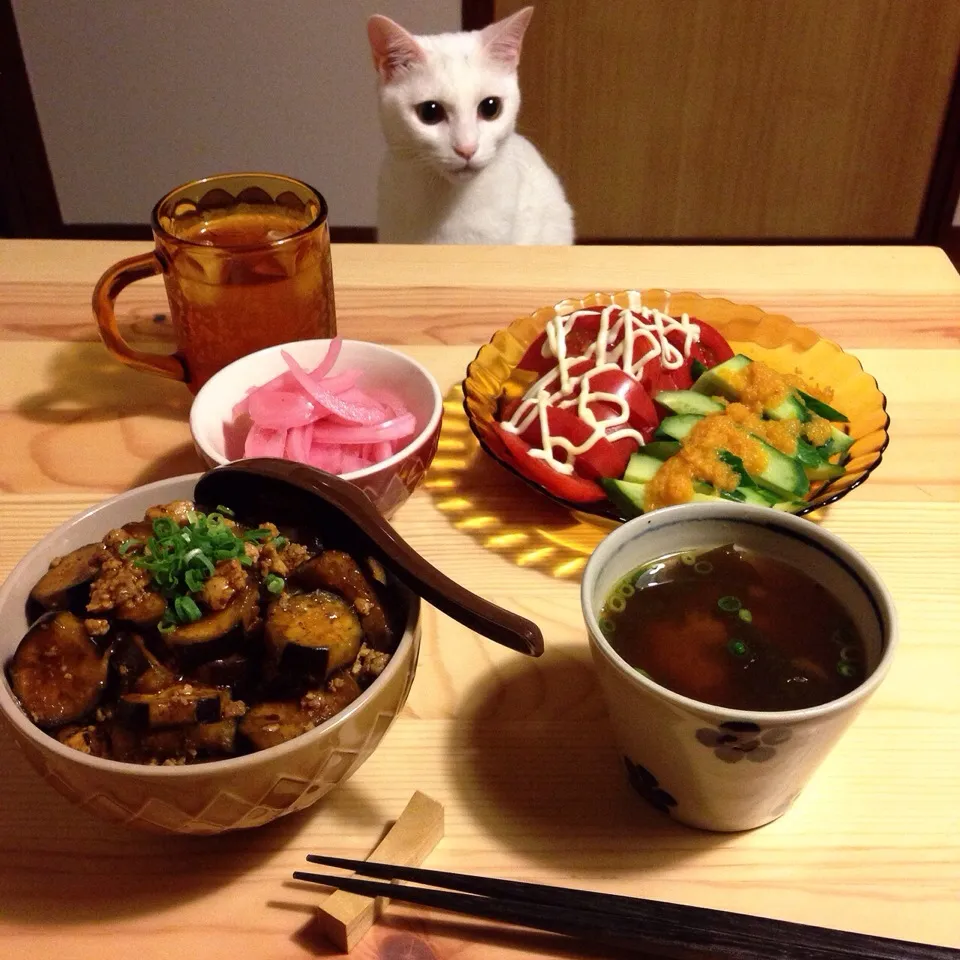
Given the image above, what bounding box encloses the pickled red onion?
[226,338,418,475]
[281,350,384,425]
[310,414,416,445]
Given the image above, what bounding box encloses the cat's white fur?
[367,7,574,245]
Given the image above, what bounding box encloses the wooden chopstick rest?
[315,790,444,952]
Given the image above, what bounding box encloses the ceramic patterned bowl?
[0,473,421,835]
[191,339,443,519]
[581,502,897,831]
[463,290,889,522]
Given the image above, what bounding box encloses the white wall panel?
[12,0,459,227]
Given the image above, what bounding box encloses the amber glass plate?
[462,290,889,522]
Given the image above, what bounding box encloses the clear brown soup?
[599,544,865,711]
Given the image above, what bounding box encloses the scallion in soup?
[599,544,865,711]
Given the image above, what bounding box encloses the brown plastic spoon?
[194,458,544,657]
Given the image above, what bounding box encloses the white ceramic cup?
[581,503,897,832]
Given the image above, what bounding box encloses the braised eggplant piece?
[292,551,392,650]
[28,543,101,611]
[109,631,151,694]
[162,584,256,664]
[132,639,178,694]
[266,589,363,682]
[7,612,109,728]
[56,723,111,758]
[117,682,221,729]
[131,718,240,763]
[115,590,167,626]
[239,699,316,751]
[239,670,361,750]
[120,520,155,541]
[187,654,255,694]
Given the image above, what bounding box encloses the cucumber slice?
[602,478,648,518]
[738,487,776,506]
[691,354,752,398]
[819,425,854,458]
[656,414,702,441]
[749,440,810,498]
[794,437,828,468]
[641,440,681,460]
[797,390,848,422]
[805,460,845,482]
[623,453,664,485]
[655,390,725,417]
[766,392,809,422]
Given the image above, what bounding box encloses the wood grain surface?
[0,241,958,959]
[496,0,960,240]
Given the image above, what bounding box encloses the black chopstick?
[294,857,960,960]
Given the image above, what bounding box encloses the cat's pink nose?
[454,142,478,161]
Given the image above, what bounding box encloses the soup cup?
[581,502,897,832]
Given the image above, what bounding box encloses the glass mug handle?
[92,252,186,380]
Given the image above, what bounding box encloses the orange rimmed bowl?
[463,290,889,522]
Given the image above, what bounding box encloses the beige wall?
[12,0,459,228]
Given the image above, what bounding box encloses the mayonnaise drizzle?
[502,294,701,475]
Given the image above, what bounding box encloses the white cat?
[367,7,574,245]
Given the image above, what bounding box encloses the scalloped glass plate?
[462,290,889,522]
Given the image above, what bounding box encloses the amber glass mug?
[93,173,337,392]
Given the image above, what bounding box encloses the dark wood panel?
[498,0,960,240]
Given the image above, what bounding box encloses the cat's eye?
[478,97,502,120]
[415,101,446,125]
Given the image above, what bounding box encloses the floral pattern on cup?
[623,757,678,813]
[695,721,793,764]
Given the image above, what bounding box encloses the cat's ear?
[367,15,426,81]
[480,6,534,67]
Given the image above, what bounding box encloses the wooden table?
[1,241,958,958]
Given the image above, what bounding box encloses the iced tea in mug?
[93,173,336,392]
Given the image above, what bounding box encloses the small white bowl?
[190,339,443,518]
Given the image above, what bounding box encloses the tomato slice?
[586,369,659,440]
[516,308,613,374]
[492,423,606,502]
[688,317,734,370]
[517,404,637,481]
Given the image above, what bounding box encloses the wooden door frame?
[3,0,959,247]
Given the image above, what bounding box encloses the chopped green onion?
[694,560,714,575]
[265,573,285,594]
[239,554,253,567]
[273,535,288,549]
[184,568,205,593]
[738,608,753,623]
[244,528,273,542]
[718,595,741,613]
[118,538,139,555]
[680,552,696,566]
[158,620,176,635]
[174,595,202,622]
[151,517,178,539]
[727,638,748,657]
[186,510,199,526]
[215,504,235,517]
[837,661,857,678]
